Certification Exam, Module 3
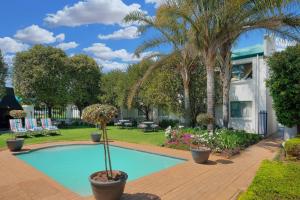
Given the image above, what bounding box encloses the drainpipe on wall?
[255,54,259,134]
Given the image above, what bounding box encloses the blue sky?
[0,0,266,73]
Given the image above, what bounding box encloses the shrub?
[266,44,300,128]
[196,113,214,127]
[9,110,27,118]
[159,119,179,128]
[214,129,261,151]
[285,137,300,158]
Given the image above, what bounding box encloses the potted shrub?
[6,110,27,151]
[91,124,102,142]
[196,113,214,129]
[91,131,101,142]
[190,133,212,164]
[82,104,128,200]
[190,113,214,164]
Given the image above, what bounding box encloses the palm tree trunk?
[206,65,215,132]
[219,43,232,129]
[222,69,231,128]
[183,80,192,127]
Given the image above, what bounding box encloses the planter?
[190,147,211,164]
[89,170,128,200]
[6,138,24,152]
[91,133,101,142]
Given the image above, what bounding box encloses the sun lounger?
[9,119,27,137]
[41,118,61,135]
[25,118,44,135]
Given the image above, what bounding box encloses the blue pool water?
[16,144,185,196]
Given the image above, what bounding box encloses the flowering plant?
[164,127,193,150]
[9,110,27,118]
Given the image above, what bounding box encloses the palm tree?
[164,0,300,131]
[124,7,198,126]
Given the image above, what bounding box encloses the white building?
[215,35,297,136]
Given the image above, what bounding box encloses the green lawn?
[0,126,166,149]
[239,160,300,200]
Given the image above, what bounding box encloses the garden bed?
[163,128,262,157]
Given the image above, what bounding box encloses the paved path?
[0,138,281,200]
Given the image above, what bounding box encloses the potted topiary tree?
[190,113,214,164]
[6,110,27,151]
[82,104,128,200]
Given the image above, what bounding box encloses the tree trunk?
[78,108,82,118]
[219,43,233,129]
[298,124,300,135]
[183,80,192,127]
[145,107,150,121]
[206,65,215,132]
[47,106,52,118]
[222,69,231,128]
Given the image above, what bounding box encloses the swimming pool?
[16,144,185,196]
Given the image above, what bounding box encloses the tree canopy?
[69,54,102,116]
[267,44,300,131]
[0,50,7,98]
[13,45,71,117]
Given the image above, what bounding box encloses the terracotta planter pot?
[89,170,128,200]
[190,147,211,164]
[6,138,24,152]
[91,133,101,142]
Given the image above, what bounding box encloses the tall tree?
[126,60,156,120]
[69,54,102,117]
[164,0,300,131]
[100,70,127,108]
[125,6,198,126]
[0,50,6,98]
[14,45,71,117]
[267,45,300,133]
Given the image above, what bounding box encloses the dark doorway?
[0,87,23,131]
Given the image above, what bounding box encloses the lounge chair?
[41,118,61,135]
[25,118,44,135]
[9,119,27,137]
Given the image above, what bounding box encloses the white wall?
[22,105,34,118]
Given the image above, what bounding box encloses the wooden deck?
[0,139,281,200]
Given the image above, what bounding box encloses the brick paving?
[0,139,281,200]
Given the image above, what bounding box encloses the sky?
[0,0,266,74]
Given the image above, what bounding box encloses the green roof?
[232,44,264,60]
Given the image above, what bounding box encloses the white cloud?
[3,54,14,66]
[95,58,128,72]
[44,0,144,27]
[0,37,29,53]
[145,0,166,8]
[83,43,152,62]
[14,25,65,44]
[98,26,140,40]
[56,33,65,42]
[56,42,79,50]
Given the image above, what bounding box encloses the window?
[232,63,252,81]
[230,101,252,118]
